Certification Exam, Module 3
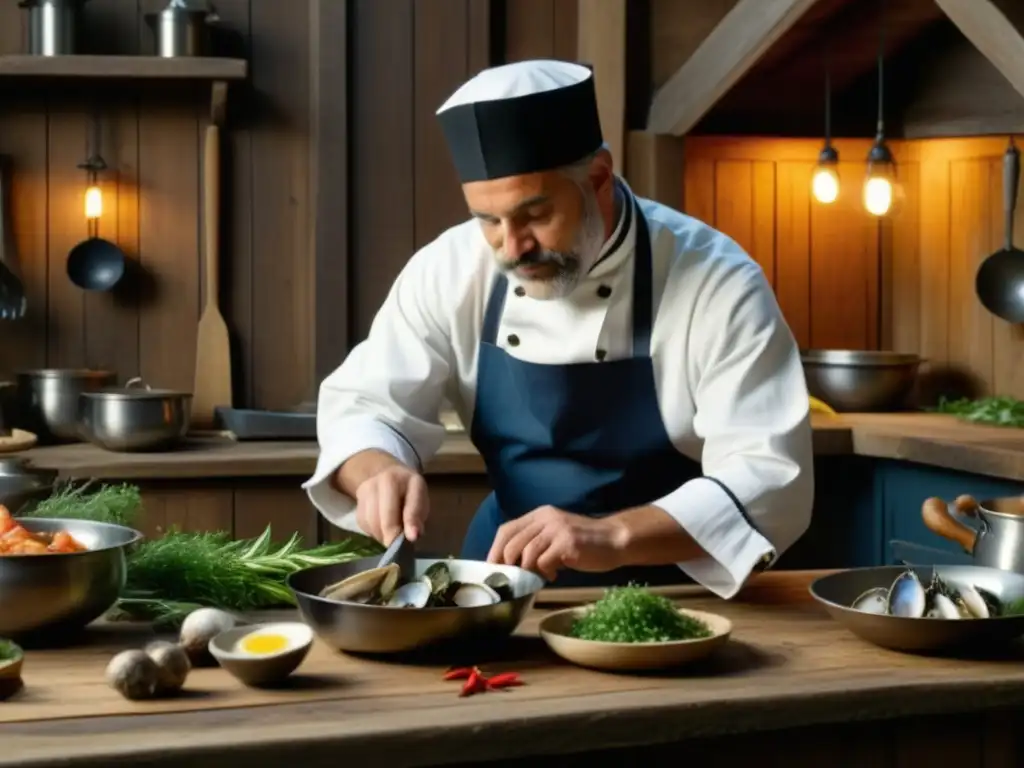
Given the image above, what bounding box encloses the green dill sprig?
[569,584,712,643]
[931,396,1024,428]
[26,480,143,526]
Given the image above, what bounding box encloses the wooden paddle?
[191,91,232,430]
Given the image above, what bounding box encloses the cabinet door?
[880,460,1024,564]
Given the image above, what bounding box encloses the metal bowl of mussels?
[287,556,545,654]
[810,564,1024,653]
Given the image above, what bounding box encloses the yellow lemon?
[809,395,837,415]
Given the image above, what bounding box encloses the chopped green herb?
[1000,597,1024,617]
[0,640,22,663]
[932,396,1024,428]
[569,584,712,643]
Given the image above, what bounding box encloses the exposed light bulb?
[863,176,892,217]
[85,185,103,220]
[811,166,839,204]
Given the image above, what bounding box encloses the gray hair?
[558,142,610,185]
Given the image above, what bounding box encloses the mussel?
[319,564,400,604]
[318,560,514,609]
[848,566,1009,621]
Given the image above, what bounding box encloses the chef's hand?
[353,463,429,547]
[487,506,627,581]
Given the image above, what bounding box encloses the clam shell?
[386,577,432,608]
[319,564,401,603]
[423,562,452,595]
[483,572,513,601]
[851,587,889,614]
[957,584,990,619]
[887,570,926,618]
[451,583,501,607]
[928,592,961,619]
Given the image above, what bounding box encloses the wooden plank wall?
[682,137,881,352]
[682,135,1024,402]
[0,0,317,411]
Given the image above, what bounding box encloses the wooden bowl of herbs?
[538,586,732,672]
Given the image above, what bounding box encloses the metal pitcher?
[18,0,88,56]
[921,494,1024,574]
[145,0,218,58]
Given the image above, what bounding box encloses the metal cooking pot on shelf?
[78,377,192,452]
[800,349,923,412]
[920,495,1024,574]
[15,369,116,444]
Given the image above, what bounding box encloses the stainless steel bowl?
[0,457,57,515]
[78,377,192,452]
[15,369,116,443]
[289,556,545,654]
[801,349,922,412]
[0,517,143,640]
[810,565,1024,653]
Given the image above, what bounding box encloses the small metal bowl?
[0,517,144,641]
[810,565,1024,653]
[78,377,192,452]
[801,349,923,412]
[288,556,545,655]
[15,368,116,444]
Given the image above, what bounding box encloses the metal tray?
[215,407,316,441]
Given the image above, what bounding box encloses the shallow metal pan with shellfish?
[810,564,1024,654]
[288,556,544,654]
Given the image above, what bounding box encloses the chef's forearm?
[333,449,404,497]
[609,505,709,566]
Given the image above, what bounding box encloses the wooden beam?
[625,131,684,211]
[577,0,627,172]
[933,0,1024,103]
[646,0,820,136]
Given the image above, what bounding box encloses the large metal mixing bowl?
[0,458,56,515]
[810,565,1024,653]
[801,349,922,412]
[0,518,143,640]
[15,369,116,444]
[289,556,545,654]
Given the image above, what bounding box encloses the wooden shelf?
[0,55,247,81]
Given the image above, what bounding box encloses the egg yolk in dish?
[238,632,290,655]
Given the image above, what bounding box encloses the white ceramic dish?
[538,606,732,672]
[208,621,313,686]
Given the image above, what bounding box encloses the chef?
[303,59,814,598]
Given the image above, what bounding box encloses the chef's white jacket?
[303,179,814,599]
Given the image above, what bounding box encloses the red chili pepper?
[460,669,486,697]
[443,666,478,681]
[486,672,524,690]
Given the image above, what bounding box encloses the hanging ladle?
[976,136,1024,323]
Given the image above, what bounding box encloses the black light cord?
[876,0,886,138]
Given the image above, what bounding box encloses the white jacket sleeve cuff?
[301,416,421,534]
[652,476,777,600]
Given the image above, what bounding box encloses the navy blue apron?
[461,194,702,587]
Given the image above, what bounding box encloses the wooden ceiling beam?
[934,0,1024,102]
[646,0,821,136]
[577,0,627,173]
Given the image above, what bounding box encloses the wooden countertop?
[3,570,1024,766]
[15,412,1024,482]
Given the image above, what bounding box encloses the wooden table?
[2,571,1023,767]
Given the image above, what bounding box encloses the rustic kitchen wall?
[681,135,1024,402]
[0,0,316,410]
[0,0,589,410]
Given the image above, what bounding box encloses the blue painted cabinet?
[777,458,1024,572]
[878,460,1024,566]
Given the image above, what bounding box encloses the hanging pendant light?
[812,45,839,204]
[863,0,897,217]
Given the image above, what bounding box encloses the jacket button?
[514,286,526,297]
[507,334,520,347]
[595,349,607,361]
[596,285,612,299]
